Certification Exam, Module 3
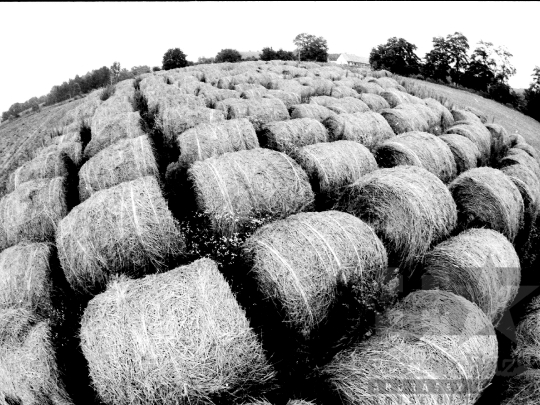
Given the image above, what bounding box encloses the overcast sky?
[1,1,538,114]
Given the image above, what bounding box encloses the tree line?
[369,33,540,122]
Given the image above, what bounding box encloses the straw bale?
[424,97,455,130]
[449,167,524,242]
[501,163,540,230]
[43,140,83,168]
[310,78,335,96]
[244,211,387,339]
[502,369,540,405]
[188,149,314,236]
[295,76,314,87]
[270,79,314,98]
[294,141,377,206]
[56,176,185,294]
[264,90,301,109]
[80,258,275,404]
[329,85,359,99]
[358,93,390,112]
[439,134,480,175]
[380,89,412,108]
[444,122,492,165]
[509,132,526,147]
[513,296,540,369]
[177,118,259,168]
[500,148,540,181]
[464,106,488,123]
[287,401,315,405]
[485,123,511,163]
[324,290,497,405]
[85,111,146,159]
[290,104,336,122]
[514,141,540,163]
[375,131,457,183]
[241,88,270,99]
[0,177,67,251]
[370,77,400,89]
[7,144,75,192]
[381,107,430,134]
[195,83,240,107]
[0,308,73,405]
[394,103,440,133]
[336,166,457,274]
[451,108,484,125]
[423,228,520,325]
[354,81,384,95]
[406,94,426,105]
[139,75,166,92]
[260,118,328,153]
[215,98,289,128]
[310,96,370,114]
[0,242,56,317]
[78,135,159,202]
[234,83,268,93]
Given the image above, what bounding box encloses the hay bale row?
[324,111,396,151]
[369,77,401,89]
[439,133,480,175]
[244,211,388,339]
[294,141,377,206]
[380,89,414,108]
[188,149,314,236]
[196,83,240,108]
[310,96,370,114]
[502,369,540,405]
[260,118,328,153]
[444,122,492,165]
[0,177,68,251]
[270,79,315,98]
[324,290,497,405]
[337,166,457,274]
[374,131,457,183]
[264,90,301,109]
[449,167,524,242]
[423,97,454,130]
[80,258,276,405]
[57,176,185,294]
[0,308,73,405]
[290,104,336,122]
[514,141,540,164]
[78,135,159,202]
[357,93,390,112]
[177,118,259,168]
[451,108,485,125]
[381,106,430,134]
[423,228,520,325]
[214,98,289,129]
[329,85,359,99]
[500,148,540,182]
[353,81,384,95]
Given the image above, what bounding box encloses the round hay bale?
[354,81,384,95]
[0,177,67,251]
[234,83,268,93]
[196,84,240,108]
[394,103,440,134]
[78,135,159,202]
[85,111,146,160]
[502,369,540,405]
[513,296,540,369]
[449,167,524,242]
[177,118,259,168]
[324,289,497,405]
[501,164,540,231]
[381,107,430,134]
[500,148,540,181]
[0,308,73,405]
[444,122,492,165]
[358,93,390,112]
[451,108,484,125]
[509,132,526,147]
[439,134,480,175]
[7,144,74,192]
[260,118,328,153]
[324,111,396,151]
[290,104,337,122]
[424,97,454,130]
[80,258,276,405]
[0,242,56,318]
[464,106,488,123]
[270,79,314,98]
[244,211,388,339]
[329,85,359,99]
[264,90,301,110]
[336,166,457,274]
[514,142,540,163]
[310,78,334,96]
[244,98,290,130]
[485,123,511,163]
[310,96,370,114]
[57,176,185,294]
[371,77,400,89]
[241,88,269,100]
[422,228,520,325]
[380,89,411,108]
[293,141,377,207]
[188,149,314,237]
[374,131,457,183]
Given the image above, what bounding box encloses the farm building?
[328,53,370,68]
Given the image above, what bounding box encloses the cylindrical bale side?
[444,122,492,165]
[439,134,480,175]
[290,104,336,122]
[381,107,430,134]
[358,93,391,113]
[260,118,328,153]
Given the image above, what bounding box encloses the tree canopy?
[162,48,188,70]
[423,32,469,83]
[293,33,328,62]
[369,37,421,76]
[215,49,242,63]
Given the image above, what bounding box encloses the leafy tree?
[215,49,242,63]
[162,48,188,70]
[276,49,295,61]
[152,66,161,72]
[72,82,82,96]
[369,37,421,76]
[424,32,469,83]
[261,47,277,61]
[110,61,121,84]
[131,65,151,76]
[293,33,328,62]
[197,56,215,65]
[524,67,540,122]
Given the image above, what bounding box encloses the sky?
[1,1,539,114]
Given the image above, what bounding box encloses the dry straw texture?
[444,122,492,165]
[439,134,480,175]
[0,308,73,405]
[0,177,67,251]
[395,104,440,133]
[502,369,540,405]
[513,296,540,369]
[514,142,540,164]
[500,148,540,182]
[290,104,336,122]
[264,90,301,109]
[79,135,159,202]
[324,290,497,405]
[244,211,388,339]
[336,166,457,274]
[293,141,377,205]
[380,89,413,108]
[188,149,314,236]
[260,118,328,153]
[177,119,259,168]
[381,107,430,134]
[423,97,455,130]
[80,258,276,405]
[310,96,370,114]
[423,228,520,325]
[449,167,524,242]
[329,85,360,99]
[354,81,384,95]
[374,131,457,183]
[57,176,185,294]
[501,163,540,230]
[358,93,391,112]
[324,111,396,151]
[485,123,511,164]
[451,109,484,125]
[85,111,146,159]
[196,84,240,108]
[215,98,289,130]
[0,242,55,318]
